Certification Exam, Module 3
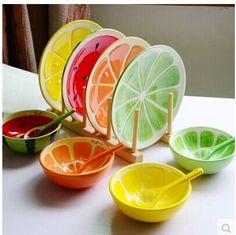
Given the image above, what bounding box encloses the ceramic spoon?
[202,137,235,160]
[149,168,204,208]
[17,109,75,139]
[75,143,124,174]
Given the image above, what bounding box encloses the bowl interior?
[3,110,59,139]
[170,127,234,161]
[110,163,191,209]
[40,137,113,175]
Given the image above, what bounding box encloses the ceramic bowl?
[169,127,235,174]
[39,137,115,189]
[2,110,61,153]
[109,162,191,222]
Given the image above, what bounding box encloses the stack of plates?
[39,20,186,150]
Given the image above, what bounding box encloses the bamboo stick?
[106,97,112,140]
[82,86,87,128]
[131,109,140,153]
[167,92,174,135]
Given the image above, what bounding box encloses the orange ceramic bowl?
[39,137,114,189]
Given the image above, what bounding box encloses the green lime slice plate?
[111,45,186,149]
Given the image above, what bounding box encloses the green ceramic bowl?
[169,127,234,174]
[3,110,61,154]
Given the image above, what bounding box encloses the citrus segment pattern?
[62,29,125,122]
[86,37,150,135]
[111,45,186,149]
[39,20,102,111]
[172,128,235,160]
[41,138,110,174]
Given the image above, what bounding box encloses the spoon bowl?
[109,162,192,222]
[138,168,203,208]
[74,143,124,174]
[203,137,235,160]
[22,109,75,139]
[39,137,115,188]
[169,127,235,174]
[3,110,61,153]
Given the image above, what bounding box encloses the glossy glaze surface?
[62,29,124,122]
[3,110,61,153]
[86,37,150,135]
[39,137,114,188]
[111,45,186,149]
[39,20,102,112]
[3,115,55,138]
[109,163,191,222]
[169,127,235,174]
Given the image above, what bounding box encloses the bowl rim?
[109,162,192,211]
[2,109,61,140]
[39,136,115,176]
[169,126,234,162]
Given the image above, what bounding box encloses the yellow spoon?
[149,168,204,208]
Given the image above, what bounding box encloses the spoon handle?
[39,109,75,135]
[152,168,204,207]
[77,143,124,174]
[203,137,235,160]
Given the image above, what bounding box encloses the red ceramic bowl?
[3,110,61,153]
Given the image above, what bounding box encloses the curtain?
[2,4,91,73]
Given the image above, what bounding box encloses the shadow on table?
[165,158,181,169]
[3,143,37,168]
[187,172,222,191]
[95,204,166,235]
[111,208,167,235]
[27,173,91,208]
[165,158,223,191]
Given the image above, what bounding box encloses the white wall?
[91,4,234,98]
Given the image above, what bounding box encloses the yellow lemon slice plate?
[38,20,102,112]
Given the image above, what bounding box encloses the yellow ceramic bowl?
[109,163,192,222]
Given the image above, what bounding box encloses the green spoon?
[202,137,235,160]
[18,109,75,139]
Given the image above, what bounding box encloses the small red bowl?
[3,110,61,153]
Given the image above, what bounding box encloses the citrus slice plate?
[111,45,186,149]
[39,20,102,112]
[62,29,124,122]
[86,37,150,135]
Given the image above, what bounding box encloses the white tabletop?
[2,64,235,235]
